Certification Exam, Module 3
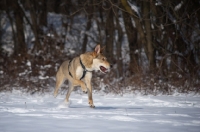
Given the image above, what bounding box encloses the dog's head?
[92,45,111,73]
[80,45,111,73]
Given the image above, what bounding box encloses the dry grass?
[0,51,199,95]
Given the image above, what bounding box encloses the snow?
[128,1,140,17]
[174,1,184,11]
[155,0,162,6]
[0,91,200,132]
[26,61,31,67]
[38,76,49,80]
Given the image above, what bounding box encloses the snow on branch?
[174,1,184,11]
[127,1,141,18]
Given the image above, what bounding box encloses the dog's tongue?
[100,66,107,73]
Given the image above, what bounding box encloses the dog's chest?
[76,66,83,78]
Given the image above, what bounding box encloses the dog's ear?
[94,44,101,54]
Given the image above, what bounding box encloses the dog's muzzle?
[99,66,110,73]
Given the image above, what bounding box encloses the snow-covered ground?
[0,90,200,132]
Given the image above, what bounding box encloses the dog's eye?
[102,58,106,61]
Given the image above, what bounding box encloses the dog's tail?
[53,66,65,97]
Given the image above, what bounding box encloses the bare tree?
[12,0,26,54]
[82,0,93,52]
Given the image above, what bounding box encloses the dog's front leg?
[72,79,87,93]
[87,83,95,108]
[65,79,86,102]
[85,73,95,108]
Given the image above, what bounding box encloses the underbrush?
[0,52,199,95]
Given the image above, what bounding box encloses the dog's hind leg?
[54,70,65,97]
[65,82,74,102]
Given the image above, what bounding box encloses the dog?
[54,44,111,108]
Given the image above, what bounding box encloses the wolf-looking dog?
[54,45,111,108]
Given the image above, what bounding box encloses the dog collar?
[79,58,91,80]
[68,59,73,78]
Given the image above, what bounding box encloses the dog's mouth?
[100,66,108,73]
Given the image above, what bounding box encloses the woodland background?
[0,0,200,94]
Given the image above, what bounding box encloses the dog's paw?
[90,105,95,108]
[83,90,88,94]
[88,100,94,108]
[57,100,71,109]
[53,92,58,98]
[82,88,88,94]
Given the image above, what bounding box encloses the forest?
[0,0,200,94]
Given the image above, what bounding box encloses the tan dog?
[54,45,111,108]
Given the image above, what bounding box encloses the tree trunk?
[27,0,41,52]
[96,4,104,45]
[121,0,141,73]
[5,5,17,52]
[122,10,139,73]
[13,1,26,54]
[120,0,146,46]
[54,0,61,13]
[39,0,47,27]
[115,11,123,77]
[142,1,155,71]
[105,8,114,63]
[82,15,92,53]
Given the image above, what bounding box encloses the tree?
[12,0,26,54]
[142,1,155,71]
[82,0,93,53]
[105,2,114,63]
